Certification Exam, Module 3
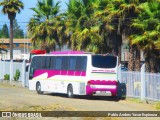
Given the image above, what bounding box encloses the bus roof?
[50,51,85,54]
[50,51,117,57]
[32,53,118,58]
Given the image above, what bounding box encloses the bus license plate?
[96,91,106,93]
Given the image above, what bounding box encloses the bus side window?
[55,57,62,70]
[69,56,76,70]
[75,56,83,71]
[45,56,51,69]
[62,56,69,70]
[35,56,43,69]
[41,57,46,69]
[50,56,55,69]
[82,56,87,71]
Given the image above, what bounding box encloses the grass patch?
[154,101,160,110]
[19,104,76,111]
[127,98,143,103]
[128,98,160,110]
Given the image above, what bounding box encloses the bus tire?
[117,83,126,100]
[36,82,43,95]
[67,85,74,98]
[121,83,126,100]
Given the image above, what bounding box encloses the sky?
[0,0,68,31]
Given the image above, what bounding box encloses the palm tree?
[64,0,159,73]
[94,0,123,57]
[94,0,143,67]
[0,0,24,60]
[65,0,105,53]
[130,1,160,72]
[114,0,145,70]
[28,0,61,52]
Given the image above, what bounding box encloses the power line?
[0,20,159,26]
[0,14,159,24]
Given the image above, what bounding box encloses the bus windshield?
[92,55,117,68]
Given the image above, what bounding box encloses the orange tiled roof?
[0,38,31,44]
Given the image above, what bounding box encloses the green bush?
[4,74,10,80]
[14,69,20,81]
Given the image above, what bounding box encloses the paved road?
[0,83,155,112]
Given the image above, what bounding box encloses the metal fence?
[0,61,160,101]
[121,71,141,98]
[145,73,160,101]
[120,64,160,101]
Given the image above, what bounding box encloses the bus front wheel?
[67,85,74,98]
[36,82,43,95]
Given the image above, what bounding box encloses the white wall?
[1,50,30,60]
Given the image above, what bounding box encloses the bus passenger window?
[69,57,76,70]
[45,56,51,69]
[50,56,55,69]
[41,57,46,69]
[75,56,83,71]
[55,57,62,70]
[35,57,43,69]
[62,57,69,70]
[82,57,87,71]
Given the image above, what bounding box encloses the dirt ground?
[0,83,159,120]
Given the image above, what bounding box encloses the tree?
[1,24,9,38]
[63,0,160,72]
[65,0,104,53]
[130,1,160,73]
[28,0,61,52]
[13,19,24,38]
[0,0,24,60]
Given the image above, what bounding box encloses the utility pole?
[24,30,25,59]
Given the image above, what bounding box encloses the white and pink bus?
[28,51,119,98]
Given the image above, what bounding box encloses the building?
[0,38,31,60]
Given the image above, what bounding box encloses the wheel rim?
[37,83,41,92]
[38,85,41,91]
[68,86,73,97]
[68,88,72,96]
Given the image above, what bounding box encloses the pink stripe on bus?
[33,70,86,78]
[87,80,117,85]
[86,80,117,95]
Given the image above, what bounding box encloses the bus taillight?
[87,81,91,85]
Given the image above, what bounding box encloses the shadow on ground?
[43,92,126,102]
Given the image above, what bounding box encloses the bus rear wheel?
[36,82,43,95]
[67,85,74,98]
[116,83,126,100]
